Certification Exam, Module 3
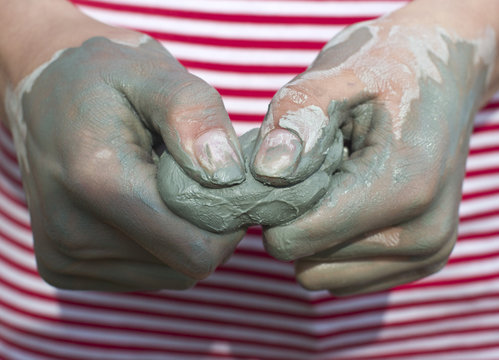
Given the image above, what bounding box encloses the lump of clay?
[158,129,333,233]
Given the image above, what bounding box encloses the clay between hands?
[158,128,343,233]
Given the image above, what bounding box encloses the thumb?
[251,73,364,186]
[126,68,245,188]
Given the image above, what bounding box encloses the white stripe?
[427,252,499,281]
[0,234,36,270]
[410,349,499,360]
[223,96,269,115]
[469,129,499,150]
[0,152,22,182]
[0,190,30,225]
[465,151,499,172]
[80,6,341,41]
[459,193,499,218]
[80,0,405,16]
[201,268,311,298]
[0,341,53,360]
[1,250,312,319]
[0,213,33,248]
[458,216,499,236]
[389,278,499,306]
[233,121,260,135]
[1,255,313,323]
[475,108,499,126]
[190,69,294,90]
[312,291,499,334]
[1,289,313,359]
[164,41,318,66]
[0,127,16,156]
[328,331,499,359]
[0,172,25,202]
[462,173,499,194]
[223,253,295,277]
[319,313,499,351]
[452,235,499,258]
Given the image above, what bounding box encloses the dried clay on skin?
[158,129,343,233]
[3,35,154,175]
[296,22,496,139]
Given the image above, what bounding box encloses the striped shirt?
[1,1,499,359]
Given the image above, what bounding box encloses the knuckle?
[263,228,301,261]
[181,240,218,280]
[411,217,458,257]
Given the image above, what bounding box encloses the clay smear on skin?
[295,21,496,140]
[279,105,328,153]
[3,35,153,174]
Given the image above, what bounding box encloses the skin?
[250,0,499,296]
[0,0,246,290]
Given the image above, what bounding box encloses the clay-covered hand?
[4,28,246,290]
[250,7,497,295]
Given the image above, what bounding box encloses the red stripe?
[0,250,37,276]
[462,187,499,201]
[72,0,377,25]
[448,250,499,265]
[229,113,265,122]
[218,87,276,98]
[465,166,499,177]
[0,297,316,355]
[468,145,499,156]
[460,208,499,222]
[3,279,499,349]
[0,162,23,188]
[397,271,499,290]
[0,205,31,232]
[216,265,296,283]
[323,325,499,354]
[182,59,306,74]
[3,287,499,359]
[0,181,27,208]
[0,323,267,360]
[482,100,499,111]
[0,138,18,164]
[330,342,499,360]
[247,226,263,236]
[458,229,499,241]
[473,122,499,133]
[143,29,327,49]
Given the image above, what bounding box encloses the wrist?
[0,0,143,126]
[389,0,499,102]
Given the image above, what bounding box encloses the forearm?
[0,0,140,126]
[391,0,499,102]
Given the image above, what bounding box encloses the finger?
[262,105,441,261]
[30,189,198,291]
[37,255,196,291]
[294,236,455,296]
[305,177,462,261]
[61,90,245,280]
[116,42,245,187]
[250,70,368,186]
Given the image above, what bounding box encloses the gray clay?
[158,129,336,233]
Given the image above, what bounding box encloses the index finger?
[62,88,245,280]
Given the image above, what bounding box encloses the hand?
[1,2,245,291]
[250,2,499,296]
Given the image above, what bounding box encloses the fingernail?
[252,129,302,180]
[194,130,245,186]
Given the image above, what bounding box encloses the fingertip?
[251,129,303,186]
[193,129,246,187]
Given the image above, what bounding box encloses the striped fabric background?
[1,0,499,359]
